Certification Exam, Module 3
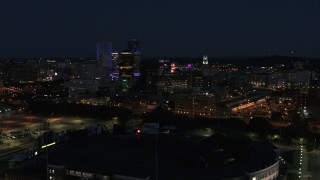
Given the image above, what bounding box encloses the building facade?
[96,41,112,68]
[175,93,215,118]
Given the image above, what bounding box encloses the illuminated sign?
[67,170,94,178]
[41,142,56,149]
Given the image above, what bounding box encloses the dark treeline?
[142,108,248,131]
[26,102,320,150]
[27,101,132,122]
[142,108,320,150]
[143,56,320,68]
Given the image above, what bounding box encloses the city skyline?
[1,1,320,179]
[1,0,320,58]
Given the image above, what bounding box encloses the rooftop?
[49,133,277,179]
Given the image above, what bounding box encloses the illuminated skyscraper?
[111,51,119,75]
[119,50,135,92]
[159,59,171,75]
[96,41,112,68]
[119,50,134,79]
[112,52,119,66]
[203,55,208,65]
[128,38,141,77]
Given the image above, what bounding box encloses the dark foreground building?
[47,134,278,180]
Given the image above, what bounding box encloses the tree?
[305,140,316,152]
[311,126,319,133]
[142,107,174,124]
[271,111,282,121]
[249,117,274,139]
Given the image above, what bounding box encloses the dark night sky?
[1,0,320,58]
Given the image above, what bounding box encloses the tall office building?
[128,38,142,77]
[112,52,119,68]
[119,50,135,92]
[203,55,208,65]
[159,59,171,75]
[119,50,134,79]
[111,51,119,76]
[96,41,112,68]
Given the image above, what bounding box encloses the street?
[309,151,320,180]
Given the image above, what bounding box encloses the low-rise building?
[175,93,215,118]
[47,134,279,180]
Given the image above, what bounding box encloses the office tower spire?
[96,41,112,68]
[203,55,208,65]
[128,38,140,51]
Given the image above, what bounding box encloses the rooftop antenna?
[290,50,295,57]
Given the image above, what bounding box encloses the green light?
[41,142,56,149]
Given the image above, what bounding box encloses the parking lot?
[0,114,106,151]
